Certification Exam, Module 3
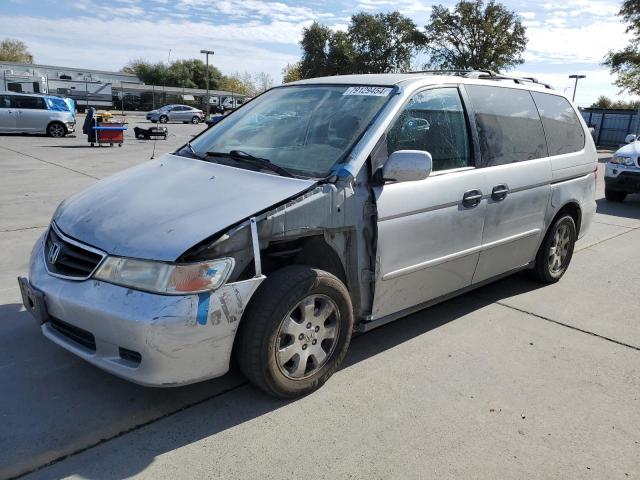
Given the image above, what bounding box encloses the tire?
[532,214,576,283]
[47,122,66,138]
[159,115,168,124]
[605,188,626,202]
[191,116,200,124]
[236,265,353,398]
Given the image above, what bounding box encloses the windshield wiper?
[184,142,208,161]
[206,150,294,177]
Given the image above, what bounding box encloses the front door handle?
[462,189,483,208]
[491,184,509,201]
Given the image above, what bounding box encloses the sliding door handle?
[462,189,483,208]
[491,184,509,201]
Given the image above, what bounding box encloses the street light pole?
[569,74,586,102]
[200,49,215,120]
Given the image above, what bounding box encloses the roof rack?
[404,69,554,90]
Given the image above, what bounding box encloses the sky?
[0,0,636,106]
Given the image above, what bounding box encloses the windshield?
[188,85,394,178]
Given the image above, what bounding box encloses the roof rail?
[463,71,554,90]
[403,69,554,90]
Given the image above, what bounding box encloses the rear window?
[0,95,10,108]
[466,85,547,166]
[13,96,46,110]
[531,92,585,155]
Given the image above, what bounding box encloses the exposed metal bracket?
[249,217,262,277]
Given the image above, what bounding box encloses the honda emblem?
[48,242,61,265]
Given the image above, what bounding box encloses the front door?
[0,94,16,132]
[463,85,552,283]
[371,87,488,320]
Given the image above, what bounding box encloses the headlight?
[611,155,634,166]
[93,257,234,294]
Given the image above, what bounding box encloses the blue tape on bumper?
[196,292,210,325]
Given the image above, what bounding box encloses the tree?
[0,38,34,63]
[122,59,223,89]
[605,0,640,95]
[218,72,255,96]
[348,12,426,73]
[297,12,425,79]
[282,63,302,83]
[590,95,640,110]
[299,22,334,79]
[253,72,275,94]
[424,0,527,71]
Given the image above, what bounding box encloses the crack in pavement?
[0,145,100,180]
[478,297,640,352]
[0,225,48,233]
[9,381,250,480]
[576,223,640,252]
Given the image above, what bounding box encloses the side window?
[466,85,547,166]
[387,88,472,171]
[0,95,10,108]
[14,96,46,110]
[531,92,585,155]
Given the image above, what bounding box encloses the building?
[1,61,247,112]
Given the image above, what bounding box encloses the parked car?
[0,91,75,137]
[205,114,226,127]
[19,72,597,398]
[146,105,204,124]
[605,140,640,202]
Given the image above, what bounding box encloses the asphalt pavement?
[0,124,638,479]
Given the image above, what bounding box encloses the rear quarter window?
[13,96,46,110]
[531,92,585,155]
[466,85,547,166]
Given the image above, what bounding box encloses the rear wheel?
[532,215,576,283]
[47,122,66,138]
[605,188,626,202]
[236,265,353,398]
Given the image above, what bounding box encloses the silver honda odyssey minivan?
[19,72,597,397]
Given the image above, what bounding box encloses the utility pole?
[569,74,586,102]
[200,49,214,120]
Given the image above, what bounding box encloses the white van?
[0,92,75,137]
[19,71,596,397]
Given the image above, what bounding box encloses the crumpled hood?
[54,154,315,261]
[615,141,640,157]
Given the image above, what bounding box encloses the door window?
[531,92,585,155]
[0,95,11,108]
[387,88,472,171]
[466,85,547,166]
[13,96,46,110]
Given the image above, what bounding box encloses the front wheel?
[532,215,576,283]
[191,116,200,124]
[47,122,66,137]
[236,266,353,398]
[158,115,168,124]
[605,188,626,202]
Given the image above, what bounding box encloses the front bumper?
[24,234,264,387]
[605,164,640,193]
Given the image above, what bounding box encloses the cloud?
[525,18,630,64]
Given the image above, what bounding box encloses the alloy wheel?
[275,294,340,380]
[548,223,571,274]
[49,124,65,137]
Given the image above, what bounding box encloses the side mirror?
[382,150,433,183]
[625,134,637,143]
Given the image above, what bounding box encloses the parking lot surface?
[1,122,638,479]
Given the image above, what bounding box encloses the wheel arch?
[551,201,582,235]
